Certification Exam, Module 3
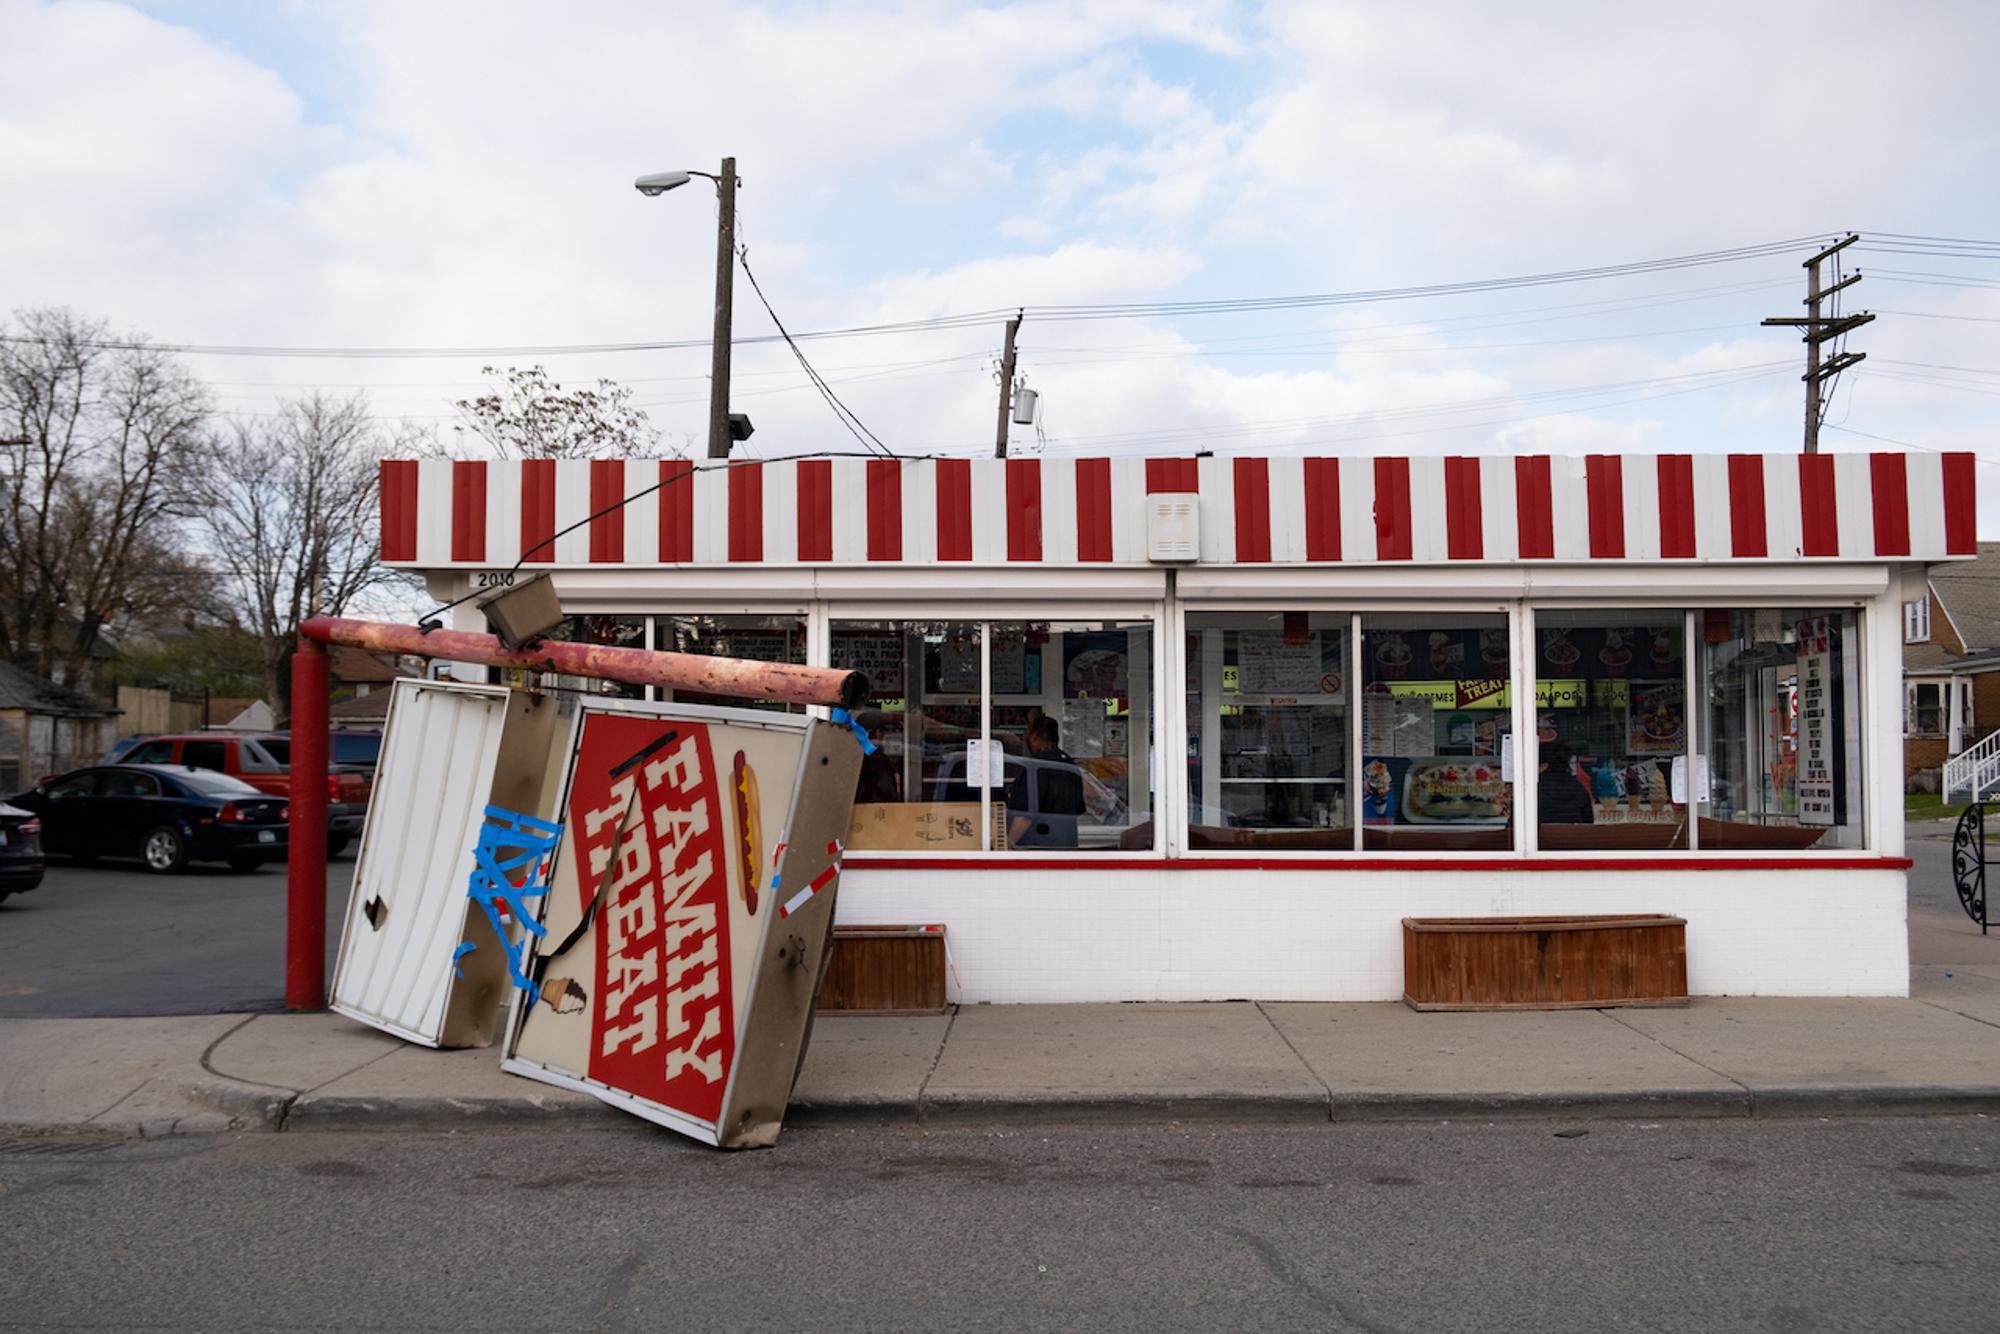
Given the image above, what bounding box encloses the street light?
[636,157,738,459]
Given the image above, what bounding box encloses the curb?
[918,1090,1332,1126]
[155,1079,2000,1135]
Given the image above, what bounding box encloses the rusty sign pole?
[285,638,331,1010]
[283,615,866,1010]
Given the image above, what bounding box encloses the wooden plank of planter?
[1401,914,1689,1011]
[816,925,949,1014]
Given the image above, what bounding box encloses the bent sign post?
[502,699,862,1148]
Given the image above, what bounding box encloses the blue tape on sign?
[464,806,565,992]
[451,941,475,979]
[830,707,876,755]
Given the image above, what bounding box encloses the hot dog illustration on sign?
[566,715,737,1126]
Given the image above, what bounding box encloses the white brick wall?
[836,867,1909,1002]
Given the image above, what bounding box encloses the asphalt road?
[4,1117,1997,1332]
[0,855,352,1017]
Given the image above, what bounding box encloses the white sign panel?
[1795,616,1835,825]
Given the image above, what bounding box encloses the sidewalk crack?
[1912,996,2000,1032]
[913,1005,959,1126]
[1255,1001,1333,1119]
[1600,1008,1757,1116]
[196,1013,293,1093]
[299,1042,405,1097]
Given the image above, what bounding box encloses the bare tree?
[0,307,208,686]
[194,394,397,720]
[452,364,663,459]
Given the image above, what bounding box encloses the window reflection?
[1359,613,1513,851]
[1532,612,1687,850]
[651,614,807,712]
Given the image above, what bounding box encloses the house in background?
[0,661,117,790]
[1904,541,2000,791]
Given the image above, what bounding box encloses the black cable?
[733,244,896,459]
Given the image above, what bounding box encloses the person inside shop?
[1007,713,1087,849]
[1537,738,1596,825]
[852,712,902,804]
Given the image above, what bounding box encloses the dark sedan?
[0,800,45,901]
[12,764,289,874]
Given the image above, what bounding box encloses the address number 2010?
[476,571,516,589]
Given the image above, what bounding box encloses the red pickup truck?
[109,733,373,855]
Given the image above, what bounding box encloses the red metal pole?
[298,616,867,708]
[286,637,330,1010]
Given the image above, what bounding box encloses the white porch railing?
[1945,728,2000,802]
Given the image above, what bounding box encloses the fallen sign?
[501,698,862,1148]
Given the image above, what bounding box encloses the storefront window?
[1532,611,1687,851]
[652,614,807,711]
[988,620,1153,853]
[1185,612,1349,850]
[831,621,996,851]
[1359,612,1513,851]
[1701,609,1863,850]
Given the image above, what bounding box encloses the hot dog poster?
[510,708,807,1131]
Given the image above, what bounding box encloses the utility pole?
[708,156,737,460]
[1761,233,1873,453]
[994,314,1021,459]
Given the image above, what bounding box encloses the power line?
[0,235,1830,361]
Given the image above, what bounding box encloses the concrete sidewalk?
[6,912,1999,1139]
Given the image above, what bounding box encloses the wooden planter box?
[1402,914,1689,1011]
[815,925,949,1014]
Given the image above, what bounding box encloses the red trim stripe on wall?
[658,460,694,562]
[1656,455,1695,558]
[727,462,763,562]
[1443,456,1483,560]
[795,459,833,562]
[1798,453,1840,557]
[1726,454,1767,557]
[936,458,972,560]
[1075,458,1113,562]
[1302,458,1341,561]
[1514,456,1554,559]
[1233,457,1271,562]
[520,458,556,564]
[1584,454,1625,559]
[587,459,624,563]
[1373,457,1413,560]
[1870,452,1910,556]
[380,460,419,562]
[865,459,902,562]
[1005,458,1042,561]
[1145,458,1199,493]
[449,460,485,563]
[1944,452,1977,555]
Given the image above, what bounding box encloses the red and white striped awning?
[379,451,1976,569]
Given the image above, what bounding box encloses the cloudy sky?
[5,0,1999,523]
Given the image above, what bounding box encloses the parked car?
[11,764,288,874]
[106,732,369,855]
[0,800,46,902]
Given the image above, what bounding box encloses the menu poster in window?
[1062,699,1107,755]
[989,631,1027,696]
[835,632,905,698]
[1795,616,1835,825]
[1063,632,1130,698]
[939,635,980,694]
[1238,632,1322,695]
[1362,685,1396,754]
[1626,680,1686,755]
[1394,696,1433,757]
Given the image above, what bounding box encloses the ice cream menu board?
[1795,616,1834,825]
[1237,631,1325,695]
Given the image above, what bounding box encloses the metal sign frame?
[499,697,861,1147]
